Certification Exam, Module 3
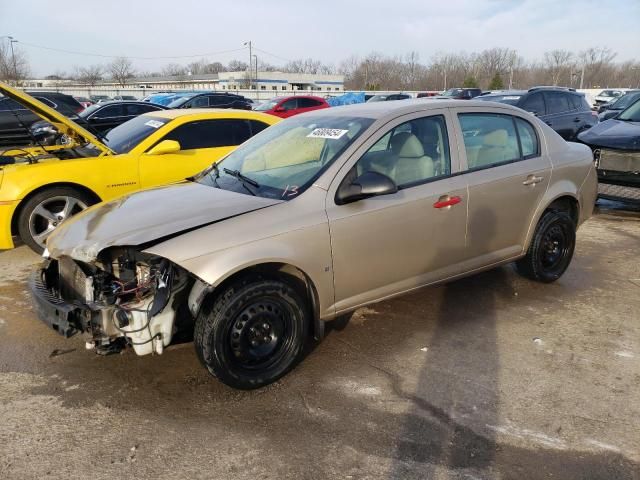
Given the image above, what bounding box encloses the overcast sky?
[1,0,638,77]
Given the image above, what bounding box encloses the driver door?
[138,119,251,188]
[325,111,469,313]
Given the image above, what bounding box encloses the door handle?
[545,121,552,126]
[522,175,544,186]
[573,117,581,123]
[433,195,462,209]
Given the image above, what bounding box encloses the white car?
[593,89,630,107]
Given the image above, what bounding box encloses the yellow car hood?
[0,81,113,155]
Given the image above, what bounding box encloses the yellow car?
[0,82,279,252]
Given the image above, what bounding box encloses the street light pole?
[243,41,252,89]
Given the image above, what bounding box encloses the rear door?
[296,97,325,114]
[542,91,574,140]
[326,110,469,312]
[453,109,551,266]
[138,118,252,188]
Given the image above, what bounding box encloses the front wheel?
[515,211,576,283]
[17,187,93,254]
[194,279,309,390]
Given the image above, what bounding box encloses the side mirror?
[147,139,181,155]
[336,171,397,205]
[274,106,285,112]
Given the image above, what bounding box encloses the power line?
[16,40,249,60]
[253,47,292,64]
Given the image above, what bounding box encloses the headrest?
[391,132,425,158]
[483,129,509,147]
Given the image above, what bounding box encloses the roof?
[303,98,527,120]
[143,108,279,122]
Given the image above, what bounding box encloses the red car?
[254,95,329,118]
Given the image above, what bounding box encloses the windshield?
[611,92,640,110]
[617,98,640,122]
[79,104,102,118]
[254,99,279,111]
[103,115,171,154]
[442,89,463,97]
[196,115,374,199]
[476,95,522,105]
[367,95,389,102]
[599,90,621,97]
[166,97,191,108]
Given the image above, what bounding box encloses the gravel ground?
[0,201,639,480]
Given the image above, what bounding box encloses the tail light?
[75,105,85,114]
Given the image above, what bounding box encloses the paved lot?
[0,202,639,480]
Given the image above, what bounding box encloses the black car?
[166,93,252,110]
[441,88,483,99]
[30,100,168,145]
[477,87,598,141]
[0,91,84,146]
[578,100,640,203]
[598,90,640,121]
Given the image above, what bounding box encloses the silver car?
[30,100,597,389]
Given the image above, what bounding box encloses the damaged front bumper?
[595,148,640,203]
[29,251,191,356]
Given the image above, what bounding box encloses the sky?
[1,0,639,77]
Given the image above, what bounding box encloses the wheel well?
[545,196,579,225]
[209,262,323,341]
[11,182,102,236]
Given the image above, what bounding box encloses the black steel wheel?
[194,279,309,389]
[515,210,576,283]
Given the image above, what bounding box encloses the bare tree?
[74,64,104,86]
[108,56,135,87]
[579,47,617,87]
[161,63,187,77]
[227,60,248,72]
[0,41,30,84]
[544,50,574,85]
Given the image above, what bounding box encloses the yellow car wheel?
[17,187,93,254]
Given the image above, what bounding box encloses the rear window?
[104,115,171,154]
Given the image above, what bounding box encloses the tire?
[17,187,94,254]
[194,279,309,390]
[515,211,576,283]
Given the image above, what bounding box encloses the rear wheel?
[515,211,576,283]
[194,279,309,390]
[17,187,93,254]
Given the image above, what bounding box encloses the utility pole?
[253,54,258,100]
[579,63,585,89]
[8,36,17,84]
[243,41,252,89]
[508,65,514,89]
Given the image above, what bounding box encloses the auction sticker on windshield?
[307,128,349,139]
[145,120,164,128]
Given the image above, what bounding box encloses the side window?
[520,93,545,115]
[458,113,520,169]
[297,98,320,108]
[249,120,270,136]
[187,96,210,108]
[34,97,57,109]
[514,117,539,158]
[209,96,231,106]
[126,104,161,116]
[162,119,251,150]
[545,92,570,114]
[0,98,27,111]
[92,105,124,118]
[281,99,298,111]
[354,115,450,188]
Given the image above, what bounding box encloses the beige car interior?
[466,129,520,169]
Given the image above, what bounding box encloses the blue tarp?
[326,92,366,107]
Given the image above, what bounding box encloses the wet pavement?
[0,201,639,480]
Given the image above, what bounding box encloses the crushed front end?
[29,248,192,356]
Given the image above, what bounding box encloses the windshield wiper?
[223,167,259,195]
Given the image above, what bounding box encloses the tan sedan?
[30,100,597,389]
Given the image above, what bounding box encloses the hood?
[0,81,113,155]
[46,182,283,262]
[577,118,640,150]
